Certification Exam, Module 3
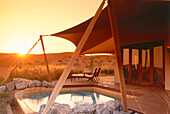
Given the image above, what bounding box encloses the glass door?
[141,49,151,84]
[153,46,163,85]
[131,49,139,83]
[123,49,129,82]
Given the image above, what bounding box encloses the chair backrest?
[95,68,101,77]
[93,68,98,74]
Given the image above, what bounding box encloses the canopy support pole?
[42,0,106,113]
[40,35,52,82]
[165,43,170,90]
[26,38,41,55]
[108,0,128,112]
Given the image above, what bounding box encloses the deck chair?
[85,68,101,82]
[94,68,101,81]
[71,68,98,82]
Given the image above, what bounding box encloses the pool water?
[23,91,120,112]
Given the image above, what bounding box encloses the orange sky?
[0,0,104,54]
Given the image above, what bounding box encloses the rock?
[42,81,52,88]
[134,112,139,114]
[38,104,56,114]
[13,78,31,90]
[38,104,46,114]
[6,82,15,92]
[38,101,124,114]
[95,103,110,114]
[106,100,123,112]
[0,86,6,92]
[119,103,123,111]
[15,81,28,90]
[38,103,72,114]
[13,78,31,84]
[72,104,95,114]
[105,100,116,112]
[28,81,36,88]
[118,110,133,114]
[53,103,72,114]
[51,81,57,88]
[34,80,41,87]
[47,107,57,114]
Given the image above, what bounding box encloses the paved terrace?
[64,76,170,114]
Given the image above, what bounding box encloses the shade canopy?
[50,0,170,54]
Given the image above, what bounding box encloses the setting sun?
[18,53,26,57]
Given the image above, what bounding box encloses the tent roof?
[50,0,170,54]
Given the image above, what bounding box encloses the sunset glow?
[0,0,103,54]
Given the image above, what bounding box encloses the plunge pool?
[22,90,120,112]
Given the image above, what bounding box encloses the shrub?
[58,60,62,62]
[88,58,94,71]
[101,68,115,76]
[109,69,115,75]
[103,69,109,75]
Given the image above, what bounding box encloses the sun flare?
[18,53,26,57]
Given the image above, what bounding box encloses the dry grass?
[4,65,83,83]
[0,74,5,86]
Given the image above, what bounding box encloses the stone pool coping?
[15,85,139,114]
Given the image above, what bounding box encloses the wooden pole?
[26,39,40,55]
[40,35,52,82]
[164,43,170,90]
[42,1,106,113]
[150,46,154,84]
[139,49,142,83]
[107,0,128,112]
[129,48,132,83]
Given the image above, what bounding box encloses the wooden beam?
[108,0,128,112]
[42,1,106,113]
[40,35,52,82]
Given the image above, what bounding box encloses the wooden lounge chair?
[85,67,101,82]
[71,68,98,82]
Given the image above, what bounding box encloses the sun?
[18,53,26,57]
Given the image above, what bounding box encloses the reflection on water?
[23,91,119,112]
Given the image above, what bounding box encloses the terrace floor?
[65,76,170,114]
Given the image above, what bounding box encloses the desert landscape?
[0,52,115,83]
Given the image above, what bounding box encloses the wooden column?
[42,1,106,113]
[162,44,165,86]
[121,48,123,62]
[115,55,120,83]
[129,48,132,83]
[139,49,142,83]
[108,0,128,112]
[164,43,170,90]
[40,35,52,82]
[150,46,154,84]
